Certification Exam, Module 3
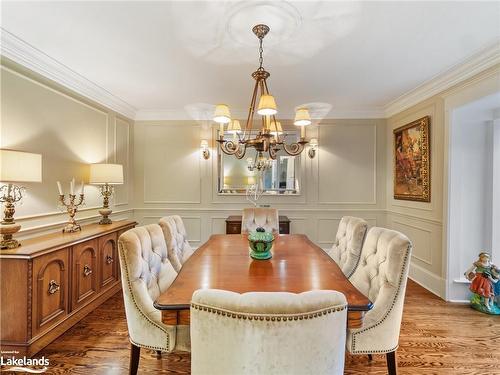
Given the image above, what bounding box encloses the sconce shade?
[0,149,42,182]
[310,138,318,148]
[213,104,231,124]
[89,164,123,185]
[270,120,283,135]
[257,94,277,115]
[294,107,312,126]
[227,120,242,134]
[200,140,209,149]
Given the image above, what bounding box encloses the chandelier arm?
[243,79,260,141]
[219,140,241,156]
[283,142,305,156]
[269,146,278,160]
[234,143,247,159]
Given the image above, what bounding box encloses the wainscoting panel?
[114,117,131,206]
[318,123,377,204]
[142,124,201,204]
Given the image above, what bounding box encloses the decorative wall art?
[393,116,431,202]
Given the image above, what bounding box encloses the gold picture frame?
[393,116,430,202]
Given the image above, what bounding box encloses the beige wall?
[133,118,388,249]
[0,60,134,237]
[386,96,446,297]
[385,64,500,299]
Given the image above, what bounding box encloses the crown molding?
[0,28,136,119]
[384,39,500,118]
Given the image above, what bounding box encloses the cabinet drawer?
[99,233,118,290]
[32,248,69,337]
[71,239,99,311]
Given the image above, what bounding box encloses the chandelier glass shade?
[214,24,310,160]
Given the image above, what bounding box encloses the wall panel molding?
[317,123,377,205]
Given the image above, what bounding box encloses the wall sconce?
[308,138,318,159]
[200,140,210,160]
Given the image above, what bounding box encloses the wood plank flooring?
[4,280,499,374]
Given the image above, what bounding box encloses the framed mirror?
[217,130,301,195]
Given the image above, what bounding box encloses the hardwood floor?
[4,280,499,374]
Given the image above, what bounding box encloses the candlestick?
[300,126,305,139]
[79,181,84,195]
[70,178,74,195]
[56,181,63,195]
[59,192,85,233]
[219,123,224,138]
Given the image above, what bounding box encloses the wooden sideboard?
[226,215,290,234]
[0,220,136,357]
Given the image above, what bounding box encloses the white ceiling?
[1,1,499,120]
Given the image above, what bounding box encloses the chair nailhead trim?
[118,240,172,352]
[190,302,347,321]
[350,244,411,354]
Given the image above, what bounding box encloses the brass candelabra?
[59,193,85,233]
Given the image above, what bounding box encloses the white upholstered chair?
[118,224,190,375]
[327,216,368,278]
[190,289,347,375]
[241,207,279,234]
[346,227,412,375]
[159,215,194,272]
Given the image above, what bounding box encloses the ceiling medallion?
[213,24,312,167]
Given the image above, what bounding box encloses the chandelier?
[213,24,312,161]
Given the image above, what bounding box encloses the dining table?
[154,234,372,328]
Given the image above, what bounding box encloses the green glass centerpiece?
[248,227,274,260]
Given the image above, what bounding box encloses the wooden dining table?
[154,234,372,328]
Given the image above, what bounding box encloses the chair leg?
[386,350,397,375]
[156,350,162,359]
[129,343,140,375]
[368,354,373,361]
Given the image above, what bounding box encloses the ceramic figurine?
[464,252,500,315]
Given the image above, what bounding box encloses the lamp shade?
[270,120,283,135]
[257,94,277,115]
[0,149,42,182]
[89,164,123,185]
[227,120,242,134]
[213,104,231,124]
[200,140,209,149]
[294,107,312,126]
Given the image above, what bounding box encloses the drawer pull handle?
[83,265,93,277]
[48,280,60,295]
[106,255,114,264]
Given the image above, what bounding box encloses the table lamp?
[89,163,123,224]
[0,149,42,249]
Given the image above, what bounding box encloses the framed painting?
[393,115,430,202]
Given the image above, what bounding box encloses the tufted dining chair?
[159,215,194,272]
[346,227,412,375]
[241,207,279,234]
[118,224,191,375]
[326,216,368,278]
[190,289,347,375]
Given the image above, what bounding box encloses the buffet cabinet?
[0,220,136,357]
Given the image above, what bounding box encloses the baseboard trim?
[408,262,445,299]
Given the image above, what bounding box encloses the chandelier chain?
[258,38,264,69]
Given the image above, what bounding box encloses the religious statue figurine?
[464,252,500,315]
